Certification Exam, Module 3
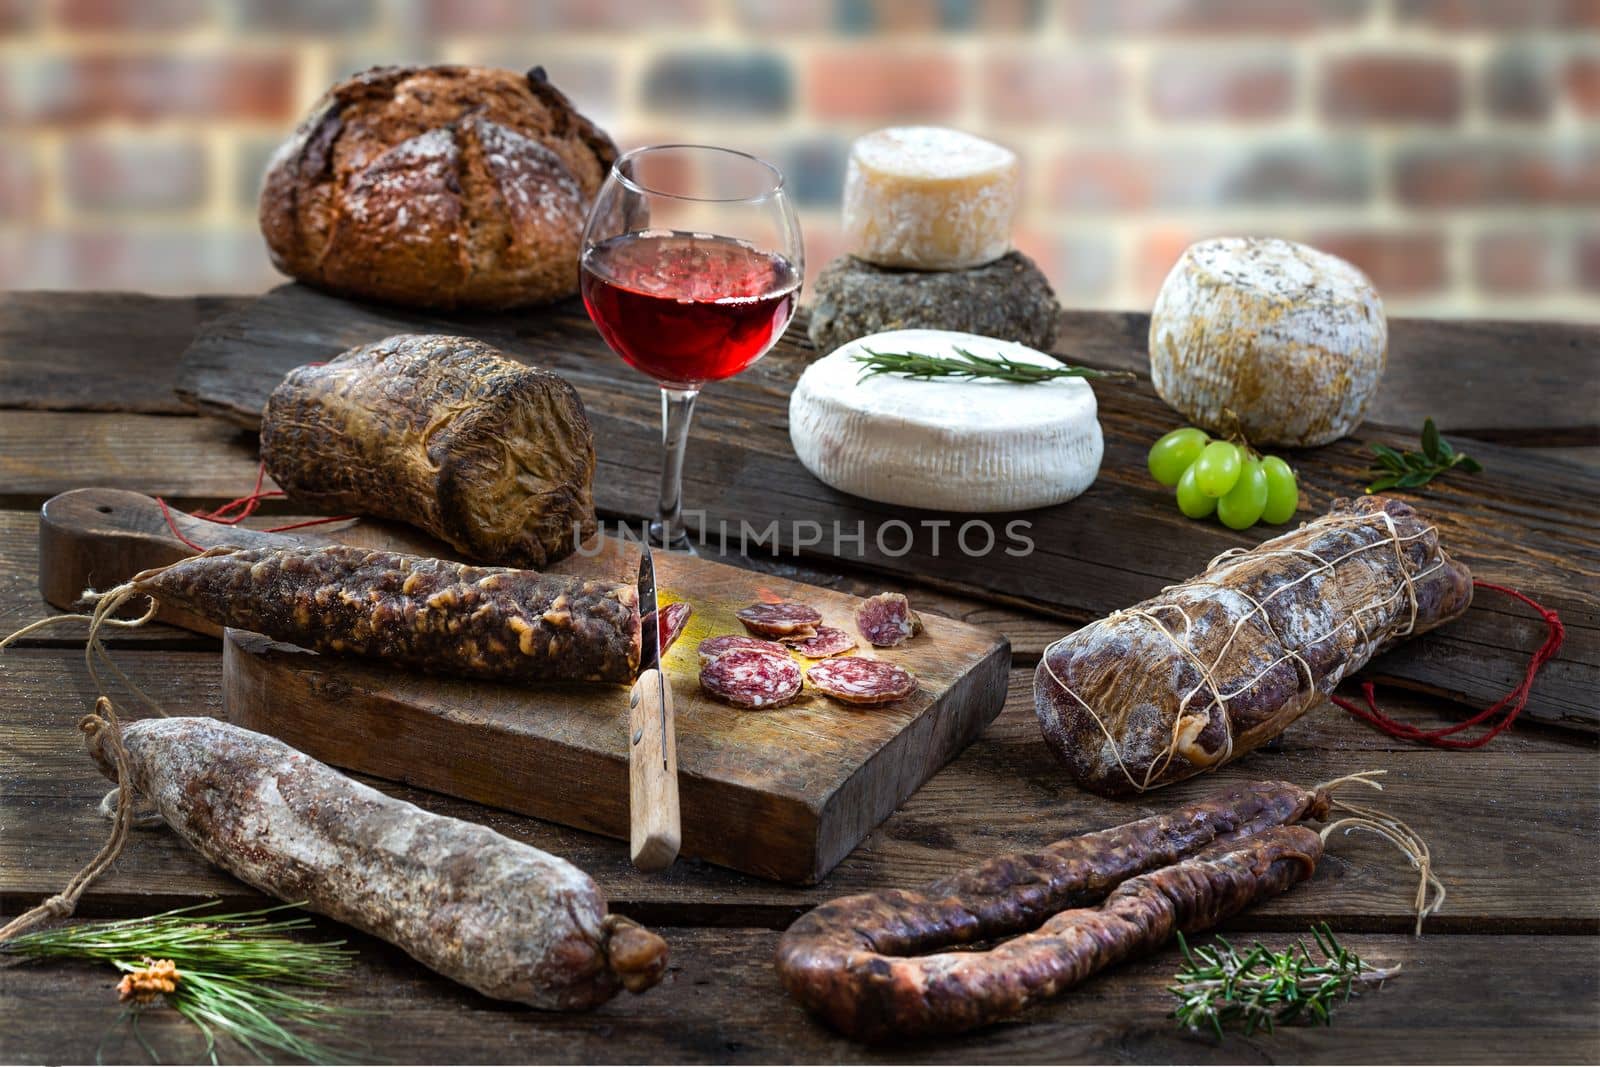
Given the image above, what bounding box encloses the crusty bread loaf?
[259,65,616,310]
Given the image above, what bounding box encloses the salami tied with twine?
[1034,497,1474,796]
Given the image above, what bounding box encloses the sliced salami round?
[700,648,803,710]
[784,625,858,659]
[648,601,693,657]
[697,634,788,665]
[806,658,918,706]
[736,601,823,639]
[856,592,922,648]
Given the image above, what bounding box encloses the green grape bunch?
[1148,427,1299,530]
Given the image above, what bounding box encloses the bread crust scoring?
[259,65,617,309]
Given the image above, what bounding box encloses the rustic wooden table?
[1,292,1596,1064]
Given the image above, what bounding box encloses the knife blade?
[628,543,680,871]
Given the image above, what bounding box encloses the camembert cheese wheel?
[842,127,1020,271]
[788,329,1102,513]
[1149,237,1387,448]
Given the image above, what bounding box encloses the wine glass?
[580,144,803,549]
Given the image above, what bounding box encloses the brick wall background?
[1,0,1596,320]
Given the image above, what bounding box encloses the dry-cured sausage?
[805,658,917,705]
[107,544,640,684]
[775,780,1328,1041]
[1035,497,1472,795]
[699,648,803,709]
[736,601,822,639]
[86,715,667,1010]
[785,625,858,659]
[856,592,922,648]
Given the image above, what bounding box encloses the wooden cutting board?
[38,489,1010,884]
[171,284,1599,733]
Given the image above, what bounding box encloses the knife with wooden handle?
[628,542,681,872]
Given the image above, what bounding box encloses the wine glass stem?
[654,386,700,548]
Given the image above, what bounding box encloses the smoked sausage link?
[775,781,1327,1040]
[90,717,667,1009]
[128,544,640,684]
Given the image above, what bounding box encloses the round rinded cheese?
[1149,237,1387,448]
[788,329,1103,513]
[842,127,1020,271]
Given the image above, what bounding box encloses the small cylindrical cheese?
[1149,237,1387,448]
[842,127,1020,271]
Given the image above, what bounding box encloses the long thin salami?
[775,781,1329,1040]
[85,716,668,1010]
[110,544,640,684]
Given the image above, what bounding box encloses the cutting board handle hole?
[96,505,112,514]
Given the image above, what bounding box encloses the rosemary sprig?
[1365,417,1483,494]
[3,902,368,1064]
[853,346,1134,385]
[1169,925,1399,1039]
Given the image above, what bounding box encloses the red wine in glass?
[581,230,801,387]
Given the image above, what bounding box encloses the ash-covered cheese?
[789,329,1102,513]
[1149,237,1386,448]
[843,127,1020,271]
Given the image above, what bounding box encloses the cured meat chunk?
[785,625,858,659]
[697,634,787,665]
[1034,496,1473,796]
[700,649,803,710]
[806,658,917,706]
[736,601,823,639]
[855,592,922,647]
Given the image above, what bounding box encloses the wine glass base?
[647,520,698,555]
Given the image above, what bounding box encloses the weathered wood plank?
[1,922,1594,1065]
[1056,310,1600,446]
[3,649,1593,930]
[0,292,245,414]
[1,408,1590,729]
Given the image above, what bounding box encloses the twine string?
[1042,512,1442,793]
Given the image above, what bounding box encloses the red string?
[1331,580,1565,749]
[157,460,355,550]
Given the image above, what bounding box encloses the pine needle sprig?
[3,902,369,1064]
[1169,925,1399,1039]
[1365,417,1483,494]
[853,347,1134,385]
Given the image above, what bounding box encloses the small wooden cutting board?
[38,489,1010,884]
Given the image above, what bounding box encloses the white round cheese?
[788,329,1103,513]
[842,127,1020,271]
[1149,237,1387,448]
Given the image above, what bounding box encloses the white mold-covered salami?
[1033,497,1472,796]
[1149,237,1386,447]
[700,648,804,709]
[806,658,918,706]
[87,716,667,1009]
